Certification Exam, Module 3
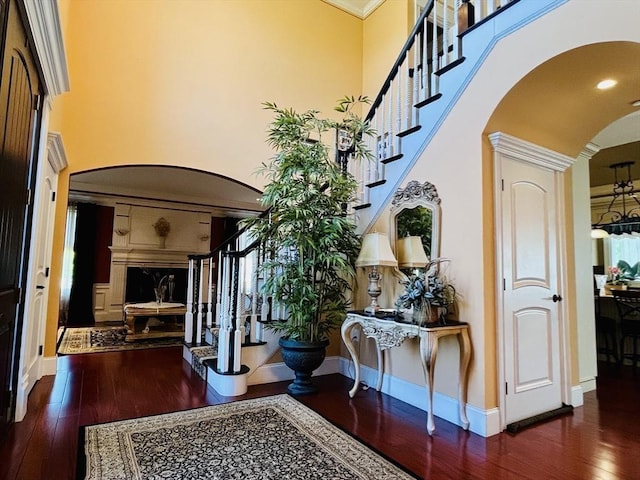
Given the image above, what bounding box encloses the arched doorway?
[486,41,640,426]
[60,165,262,328]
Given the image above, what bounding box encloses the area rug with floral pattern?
[57,326,183,355]
[79,394,418,480]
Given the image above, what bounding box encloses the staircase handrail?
[187,207,270,261]
[365,0,435,122]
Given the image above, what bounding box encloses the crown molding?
[322,0,384,19]
[578,142,600,161]
[489,132,574,172]
[23,0,70,96]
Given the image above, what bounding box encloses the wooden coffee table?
[123,302,187,342]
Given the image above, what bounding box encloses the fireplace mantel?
[109,246,193,268]
[95,203,212,321]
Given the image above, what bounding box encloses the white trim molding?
[579,142,600,162]
[23,0,70,96]
[489,132,574,173]
[47,132,68,173]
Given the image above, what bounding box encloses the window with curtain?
[59,204,77,324]
[604,233,640,275]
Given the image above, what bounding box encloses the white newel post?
[196,259,204,345]
[185,258,194,344]
[217,252,231,373]
[233,256,244,372]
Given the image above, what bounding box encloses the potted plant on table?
[241,96,373,395]
[395,259,458,326]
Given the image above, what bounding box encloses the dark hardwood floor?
[1,348,638,480]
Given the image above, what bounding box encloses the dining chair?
[612,289,640,368]
[594,288,618,363]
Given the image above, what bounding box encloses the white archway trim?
[574,142,600,396]
[579,143,600,162]
[489,132,574,172]
[23,0,70,96]
[47,132,68,173]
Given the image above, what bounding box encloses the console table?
[341,311,471,435]
[123,302,187,342]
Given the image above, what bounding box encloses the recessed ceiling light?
[632,99,640,107]
[597,79,617,90]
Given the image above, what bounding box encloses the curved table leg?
[458,328,471,430]
[375,342,384,391]
[419,331,439,436]
[341,318,361,398]
[125,313,135,335]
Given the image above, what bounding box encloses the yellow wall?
[45,0,365,355]
[54,0,362,183]
[362,0,411,100]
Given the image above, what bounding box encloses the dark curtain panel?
[67,203,97,326]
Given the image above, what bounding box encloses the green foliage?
[395,259,457,321]
[241,98,373,342]
[397,206,433,257]
[617,260,640,280]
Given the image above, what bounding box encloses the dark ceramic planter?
[279,337,329,396]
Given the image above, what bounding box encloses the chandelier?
[592,161,640,236]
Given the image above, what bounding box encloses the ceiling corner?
[323,0,385,19]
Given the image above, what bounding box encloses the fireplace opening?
[125,267,188,304]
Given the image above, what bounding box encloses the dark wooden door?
[0,0,42,442]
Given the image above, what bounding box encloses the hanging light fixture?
[592,161,640,235]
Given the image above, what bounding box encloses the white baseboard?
[41,355,58,376]
[202,352,502,436]
[572,384,585,407]
[248,356,342,385]
[338,357,501,437]
[14,373,31,422]
[15,356,58,422]
[579,377,596,395]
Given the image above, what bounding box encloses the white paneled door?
[501,158,562,424]
[491,132,574,429]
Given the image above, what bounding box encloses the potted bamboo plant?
[241,97,373,394]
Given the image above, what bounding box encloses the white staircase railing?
[351,0,515,211]
[185,214,273,395]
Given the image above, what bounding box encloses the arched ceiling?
[70,166,263,216]
[486,41,640,186]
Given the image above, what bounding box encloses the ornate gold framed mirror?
[389,180,441,268]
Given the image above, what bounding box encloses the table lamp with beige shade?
[356,232,398,314]
[397,235,429,273]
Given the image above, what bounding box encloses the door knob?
[552,294,563,303]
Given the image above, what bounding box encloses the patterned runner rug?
[58,326,183,354]
[80,394,417,480]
